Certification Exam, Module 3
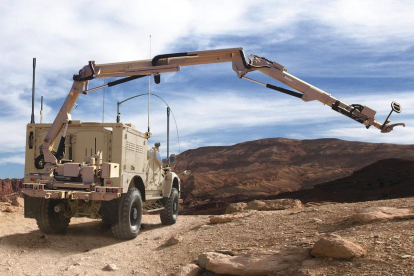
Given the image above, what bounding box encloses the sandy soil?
[1,197,414,276]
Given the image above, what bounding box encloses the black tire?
[101,217,112,225]
[111,188,142,240]
[36,199,70,234]
[160,188,179,225]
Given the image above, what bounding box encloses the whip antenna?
[147,35,152,135]
[30,58,36,123]
[40,96,43,123]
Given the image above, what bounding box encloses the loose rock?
[352,207,414,224]
[103,264,119,271]
[11,197,24,207]
[311,234,366,260]
[3,206,14,213]
[209,211,255,224]
[165,235,183,246]
[173,263,202,276]
[246,199,303,211]
[225,202,247,214]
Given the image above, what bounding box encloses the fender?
[162,171,180,198]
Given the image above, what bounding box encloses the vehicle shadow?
[1,220,166,254]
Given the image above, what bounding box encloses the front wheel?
[36,199,70,234]
[111,188,142,240]
[160,188,179,225]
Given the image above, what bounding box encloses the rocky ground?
[1,197,414,276]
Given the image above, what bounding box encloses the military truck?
[23,121,180,239]
[22,47,403,239]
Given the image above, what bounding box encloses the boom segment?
[40,47,404,176]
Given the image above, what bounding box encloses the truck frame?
[22,47,404,239]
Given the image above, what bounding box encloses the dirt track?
[1,197,414,276]
[0,209,207,276]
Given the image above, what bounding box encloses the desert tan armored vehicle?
[22,47,404,239]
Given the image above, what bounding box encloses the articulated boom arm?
[40,47,404,173]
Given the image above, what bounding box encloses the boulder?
[311,234,366,260]
[11,197,24,207]
[225,202,247,214]
[247,199,303,211]
[173,264,202,276]
[352,207,414,224]
[198,248,308,275]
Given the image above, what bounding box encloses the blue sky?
[0,0,413,178]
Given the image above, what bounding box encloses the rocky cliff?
[0,179,22,199]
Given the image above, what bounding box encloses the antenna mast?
[102,79,106,123]
[40,96,43,123]
[30,58,36,124]
[147,35,152,135]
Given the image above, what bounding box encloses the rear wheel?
[36,199,70,234]
[111,188,142,240]
[160,188,179,225]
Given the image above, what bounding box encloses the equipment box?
[102,162,119,178]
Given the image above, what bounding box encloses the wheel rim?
[130,204,138,225]
[173,194,179,218]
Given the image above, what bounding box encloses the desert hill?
[273,158,414,204]
[175,138,414,214]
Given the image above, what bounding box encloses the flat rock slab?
[198,248,308,276]
[209,211,256,224]
[352,207,414,224]
[311,234,366,260]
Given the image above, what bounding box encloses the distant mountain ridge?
[175,138,414,214]
[3,138,414,215]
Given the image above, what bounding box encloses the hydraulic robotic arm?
[39,47,404,175]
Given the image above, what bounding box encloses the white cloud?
[0,155,25,165]
[315,0,414,45]
[0,0,413,176]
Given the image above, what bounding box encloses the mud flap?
[24,195,42,218]
[99,198,120,224]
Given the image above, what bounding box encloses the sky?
[0,0,413,178]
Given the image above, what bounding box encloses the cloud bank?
[0,0,412,177]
